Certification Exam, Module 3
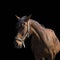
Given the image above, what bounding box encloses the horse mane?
[30,19,46,30]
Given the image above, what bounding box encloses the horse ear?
[26,14,32,21]
[15,15,20,20]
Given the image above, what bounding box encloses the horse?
[14,15,60,60]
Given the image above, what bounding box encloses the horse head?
[14,15,31,48]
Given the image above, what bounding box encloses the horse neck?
[30,20,60,52]
[30,19,53,50]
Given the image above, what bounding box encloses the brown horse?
[14,15,60,60]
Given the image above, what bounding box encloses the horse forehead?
[18,16,27,24]
[19,16,27,22]
[21,16,27,20]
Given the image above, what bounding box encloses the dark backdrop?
[6,4,60,60]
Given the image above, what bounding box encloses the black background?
[5,2,60,60]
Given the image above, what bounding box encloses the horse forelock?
[16,16,27,28]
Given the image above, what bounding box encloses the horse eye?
[23,22,25,25]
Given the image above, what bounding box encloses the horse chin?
[15,43,23,48]
[17,45,22,48]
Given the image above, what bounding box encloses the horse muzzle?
[15,37,26,48]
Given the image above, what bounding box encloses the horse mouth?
[15,40,23,48]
